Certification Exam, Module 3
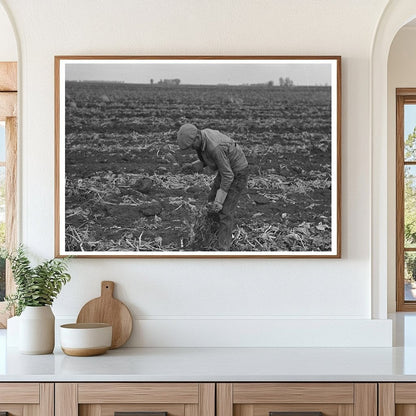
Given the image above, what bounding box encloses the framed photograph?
[55,56,341,258]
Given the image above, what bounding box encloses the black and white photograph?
[55,56,341,257]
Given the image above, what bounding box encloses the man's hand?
[181,161,205,174]
[212,201,223,213]
[207,189,227,213]
[207,202,223,213]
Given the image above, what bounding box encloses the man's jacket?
[198,129,248,192]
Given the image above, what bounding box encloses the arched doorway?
[371,1,416,318]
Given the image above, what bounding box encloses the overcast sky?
[64,60,333,86]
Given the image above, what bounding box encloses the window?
[396,89,416,311]
[0,62,17,327]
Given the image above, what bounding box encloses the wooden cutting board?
[76,281,133,349]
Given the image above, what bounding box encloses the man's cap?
[177,124,197,150]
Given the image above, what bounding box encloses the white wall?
[387,26,416,312]
[0,0,393,347]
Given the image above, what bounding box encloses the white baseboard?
[54,316,392,348]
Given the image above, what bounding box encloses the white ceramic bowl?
[60,323,112,356]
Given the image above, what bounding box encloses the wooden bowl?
[60,323,112,356]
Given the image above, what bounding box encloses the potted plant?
[5,246,71,354]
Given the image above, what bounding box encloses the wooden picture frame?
[55,56,341,258]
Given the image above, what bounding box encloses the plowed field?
[64,82,332,252]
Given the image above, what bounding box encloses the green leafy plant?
[4,246,71,316]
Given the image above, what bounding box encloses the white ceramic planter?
[19,306,55,354]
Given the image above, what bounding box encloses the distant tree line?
[279,77,294,87]
[150,78,181,86]
[148,77,296,87]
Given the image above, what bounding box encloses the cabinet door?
[0,383,53,416]
[379,383,416,416]
[55,383,215,416]
[217,383,377,416]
